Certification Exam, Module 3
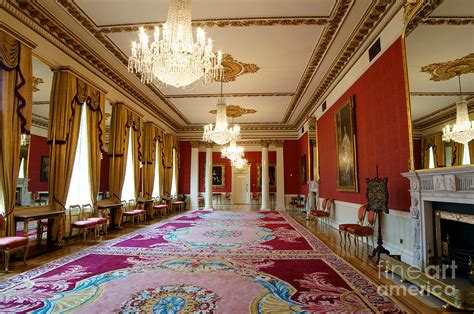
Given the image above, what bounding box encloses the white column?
[204,145,213,210]
[261,143,270,211]
[275,142,285,210]
[190,143,199,209]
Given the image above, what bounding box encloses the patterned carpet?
[0,210,405,313]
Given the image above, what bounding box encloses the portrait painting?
[40,156,49,182]
[257,164,276,188]
[212,164,225,188]
[300,155,307,185]
[334,95,358,192]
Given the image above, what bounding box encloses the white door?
[232,166,250,204]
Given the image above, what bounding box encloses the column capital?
[190,141,202,148]
[273,140,285,147]
[204,142,214,148]
[260,140,272,148]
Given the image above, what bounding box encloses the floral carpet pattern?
[0,210,405,313]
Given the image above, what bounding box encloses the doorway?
[232,166,250,204]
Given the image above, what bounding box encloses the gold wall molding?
[282,0,353,123]
[404,0,443,35]
[99,17,329,33]
[166,92,294,99]
[421,53,474,81]
[32,76,43,92]
[293,0,396,128]
[221,53,259,82]
[422,16,474,26]
[410,91,474,97]
[209,105,257,118]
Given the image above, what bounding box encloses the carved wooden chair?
[83,204,108,236]
[68,204,98,242]
[310,198,334,227]
[346,209,377,250]
[122,199,146,226]
[338,204,368,246]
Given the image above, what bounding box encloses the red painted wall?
[192,149,276,194]
[28,134,49,192]
[318,38,410,212]
[283,134,310,195]
[179,141,191,194]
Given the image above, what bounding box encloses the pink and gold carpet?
[0,210,405,313]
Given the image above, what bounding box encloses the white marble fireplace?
[402,166,474,269]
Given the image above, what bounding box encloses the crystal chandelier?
[232,157,249,169]
[128,0,223,88]
[221,140,244,162]
[442,76,474,145]
[202,82,240,145]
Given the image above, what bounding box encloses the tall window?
[428,146,435,169]
[18,158,25,179]
[121,131,135,201]
[462,144,471,165]
[152,141,160,198]
[170,148,177,197]
[66,105,92,208]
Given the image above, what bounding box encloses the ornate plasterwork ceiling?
[4,0,399,136]
[406,0,474,122]
[209,105,257,118]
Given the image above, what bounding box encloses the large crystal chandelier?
[442,76,474,144]
[221,140,244,162]
[202,82,240,145]
[128,0,223,88]
[232,157,249,169]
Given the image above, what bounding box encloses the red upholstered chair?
[68,205,98,242]
[294,196,306,212]
[0,236,29,273]
[225,192,231,204]
[252,192,259,205]
[346,209,377,250]
[153,197,169,217]
[123,199,146,226]
[310,198,334,226]
[338,204,368,246]
[83,204,108,236]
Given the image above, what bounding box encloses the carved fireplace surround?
[402,166,474,269]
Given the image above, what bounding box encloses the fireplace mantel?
[402,166,474,268]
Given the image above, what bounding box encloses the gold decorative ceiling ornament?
[221,53,260,82]
[32,76,44,92]
[209,104,257,118]
[421,53,474,81]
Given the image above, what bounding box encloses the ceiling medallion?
[209,104,257,118]
[221,53,260,82]
[421,53,474,81]
[32,76,44,92]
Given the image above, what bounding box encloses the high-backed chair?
[310,198,334,226]
[0,226,29,273]
[346,209,377,250]
[83,204,108,236]
[338,204,368,246]
[68,204,98,242]
[153,197,169,217]
[122,199,146,226]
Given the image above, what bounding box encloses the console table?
[14,206,65,246]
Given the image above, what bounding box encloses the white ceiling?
[406,1,474,121]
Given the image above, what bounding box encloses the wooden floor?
[0,207,460,313]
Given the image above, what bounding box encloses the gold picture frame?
[334,95,358,192]
[256,164,276,188]
[212,163,225,188]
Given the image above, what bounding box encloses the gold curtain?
[162,134,174,195]
[0,31,32,236]
[86,87,106,215]
[451,142,464,166]
[421,134,445,168]
[174,141,180,196]
[48,69,86,243]
[142,122,160,199]
[157,129,164,197]
[108,104,141,224]
[468,140,474,164]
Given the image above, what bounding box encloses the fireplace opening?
[433,202,474,279]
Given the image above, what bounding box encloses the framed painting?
[300,155,307,185]
[40,156,49,182]
[334,95,358,192]
[212,164,225,188]
[257,164,276,188]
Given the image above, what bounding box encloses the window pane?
[121,131,135,201]
[66,105,93,208]
[428,147,435,169]
[171,148,177,197]
[462,144,471,165]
